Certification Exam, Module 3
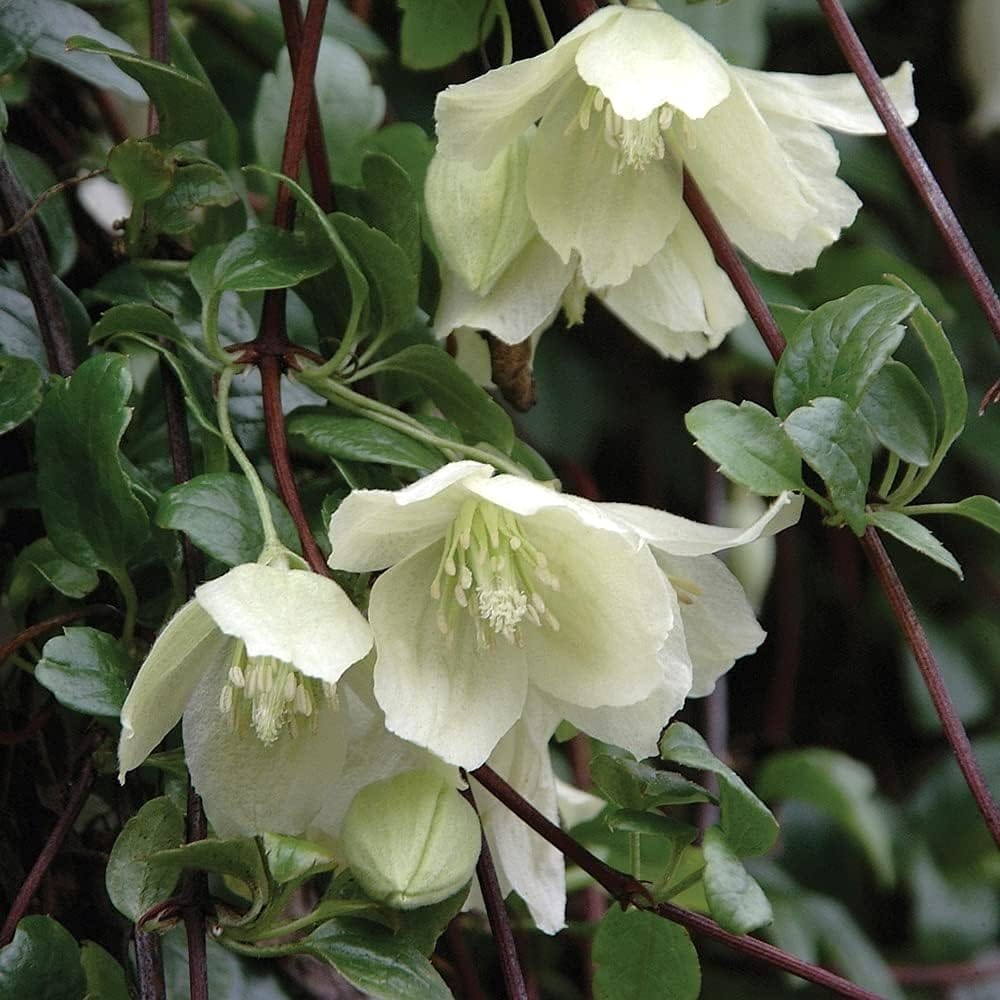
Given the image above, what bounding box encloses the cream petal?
[118,600,227,780]
[555,779,606,829]
[369,545,530,768]
[327,461,494,571]
[731,62,917,133]
[527,80,683,287]
[601,209,745,359]
[521,509,672,709]
[194,564,372,684]
[656,553,765,697]
[574,7,730,121]
[432,238,571,345]
[183,657,348,839]
[601,491,802,557]
[434,6,623,168]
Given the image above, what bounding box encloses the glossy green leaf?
[89,302,186,347]
[604,810,698,842]
[17,537,99,599]
[364,345,514,453]
[868,510,962,578]
[80,941,129,1000]
[784,396,872,535]
[860,360,936,467]
[35,627,131,718]
[701,827,773,934]
[773,285,918,416]
[0,915,86,1000]
[208,226,336,293]
[593,907,700,1000]
[921,495,1000,536]
[287,408,444,472]
[756,748,894,885]
[0,285,47,371]
[35,353,150,573]
[107,139,173,203]
[346,123,435,197]
[398,0,498,70]
[298,918,451,1000]
[106,796,185,922]
[260,832,338,885]
[685,399,805,496]
[155,473,300,566]
[0,352,42,434]
[381,886,470,956]
[147,162,239,236]
[66,37,227,146]
[659,723,777,857]
[591,754,713,812]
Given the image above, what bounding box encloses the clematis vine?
[326,461,801,768]
[429,0,917,347]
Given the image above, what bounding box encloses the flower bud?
[340,769,481,909]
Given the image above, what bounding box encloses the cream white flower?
[959,0,1000,135]
[433,0,917,302]
[118,555,373,835]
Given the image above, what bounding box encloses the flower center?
[575,87,675,173]
[218,641,337,744]
[430,499,560,648]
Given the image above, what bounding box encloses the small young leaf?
[107,138,173,203]
[659,723,777,857]
[398,0,498,70]
[260,832,338,885]
[35,627,131,718]
[921,495,1000,537]
[81,941,130,1000]
[685,399,805,496]
[860,360,936,467]
[106,796,185,922]
[0,915,86,1000]
[756,748,894,885]
[773,285,918,416]
[783,396,872,535]
[701,827,773,934]
[593,907,700,1000]
[868,510,962,578]
[0,353,43,434]
[209,226,336,293]
[591,755,714,812]
[146,162,238,235]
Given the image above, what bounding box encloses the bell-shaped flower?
[118,552,374,836]
[327,461,677,769]
[434,0,917,289]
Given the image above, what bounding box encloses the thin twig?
[0,605,119,668]
[891,954,1000,987]
[816,0,1000,346]
[0,170,106,239]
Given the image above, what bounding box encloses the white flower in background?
[118,553,373,835]
[431,0,917,323]
[959,0,1000,135]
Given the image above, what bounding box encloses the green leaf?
[298,918,451,1000]
[398,0,498,70]
[364,345,514,453]
[701,827,773,934]
[868,510,962,578]
[0,353,42,434]
[756,748,894,885]
[0,285,47,371]
[260,832,338,885]
[604,810,698,843]
[380,886,469,956]
[66,37,227,146]
[921,495,1000,536]
[35,353,150,573]
[659,723,778,857]
[773,285,918,416]
[783,396,872,535]
[860,360,936,467]
[17,537,99,600]
[146,162,239,236]
[0,915,86,1000]
[8,145,77,275]
[208,226,336,293]
[593,907,700,1000]
[287,408,444,472]
[89,302,186,347]
[685,399,805,496]
[35,627,131,718]
[155,473,300,566]
[107,138,174,203]
[106,797,185,922]
[80,942,130,1000]
[591,755,714,812]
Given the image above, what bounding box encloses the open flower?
[118,554,373,835]
[327,461,675,768]
[433,0,916,296]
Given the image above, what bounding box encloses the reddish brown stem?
[861,528,1000,846]
[0,605,118,668]
[891,955,1000,987]
[816,0,1000,345]
[136,931,167,1000]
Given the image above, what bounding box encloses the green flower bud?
[340,769,481,909]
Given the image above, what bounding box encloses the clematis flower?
[432,0,917,325]
[118,552,373,836]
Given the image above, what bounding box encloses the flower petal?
[327,461,494,571]
[370,544,530,767]
[527,80,683,287]
[118,600,227,780]
[601,208,745,359]
[195,564,373,684]
[601,491,802,557]
[731,62,917,133]
[434,6,623,168]
[574,7,730,121]
[183,660,347,839]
